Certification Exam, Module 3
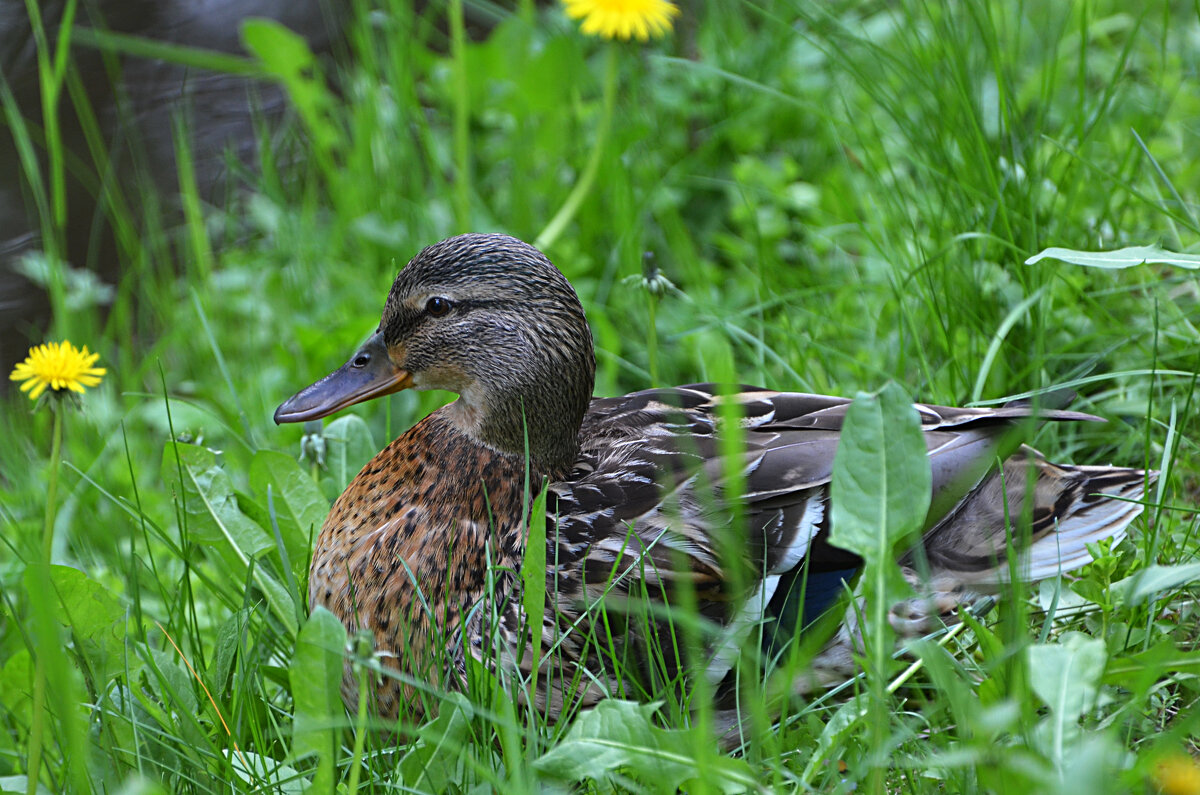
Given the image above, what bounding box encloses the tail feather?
[1019,467,1148,580]
[913,446,1154,588]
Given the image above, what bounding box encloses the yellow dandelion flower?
[562,0,679,41]
[9,340,106,401]
[1155,754,1200,795]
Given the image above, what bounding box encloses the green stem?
[26,407,62,795]
[42,409,63,561]
[449,0,470,232]
[346,660,369,794]
[646,293,659,384]
[535,44,618,250]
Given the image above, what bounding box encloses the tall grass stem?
[26,407,62,795]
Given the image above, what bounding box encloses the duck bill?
[274,331,413,424]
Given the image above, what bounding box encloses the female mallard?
[275,233,1151,723]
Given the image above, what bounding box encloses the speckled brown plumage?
[311,411,529,716]
[276,233,1154,726]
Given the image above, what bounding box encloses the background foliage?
[1,1,1198,792]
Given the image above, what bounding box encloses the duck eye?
[425,296,452,317]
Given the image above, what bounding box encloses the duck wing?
[537,384,1147,701]
[553,383,1108,589]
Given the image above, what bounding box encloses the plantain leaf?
[209,608,252,699]
[163,442,273,557]
[1027,631,1106,766]
[827,383,931,660]
[289,607,346,793]
[149,647,200,717]
[24,565,129,683]
[799,694,870,786]
[250,449,329,577]
[1027,633,1107,776]
[163,441,298,633]
[827,383,932,567]
[1028,633,1106,719]
[825,383,931,772]
[227,750,307,795]
[44,565,125,656]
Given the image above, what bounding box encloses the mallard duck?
[275,233,1151,723]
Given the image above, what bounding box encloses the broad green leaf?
[209,608,251,699]
[0,650,33,725]
[149,647,200,717]
[827,384,930,671]
[1028,633,1106,775]
[241,18,314,73]
[250,449,329,576]
[827,383,930,779]
[399,692,475,792]
[1110,563,1200,604]
[321,415,375,496]
[828,383,932,566]
[254,567,300,636]
[1027,632,1105,724]
[1028,633,1105,717]
[289,607,346,793]
[1025,245,1200,270]
[36,565,126,675]
[1056,734,1126,795]
[162,442,273,558]
[533,700,757,792]
[162,442,298,633]
[16,565,133,694]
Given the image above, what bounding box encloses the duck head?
[275,233,597,476]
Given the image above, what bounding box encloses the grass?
[2,0,1199,792]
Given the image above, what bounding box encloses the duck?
[274,232,1152,725]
